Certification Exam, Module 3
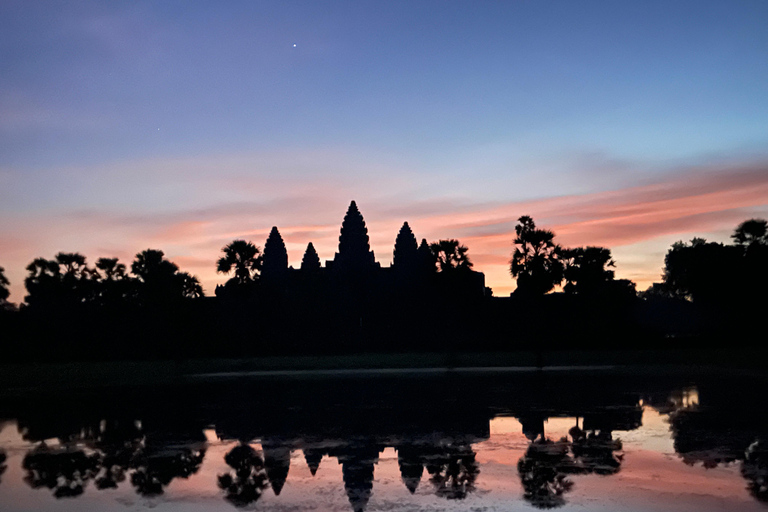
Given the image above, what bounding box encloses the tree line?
[0,216,766,308]
[0,212,765,360]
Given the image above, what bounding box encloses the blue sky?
[1,0,767,300]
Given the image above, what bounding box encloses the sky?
[1,0,767,301]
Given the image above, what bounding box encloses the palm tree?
[93,257,133,305]
[132,249,202,301]
[95,258,127,281]
[562,246,615,296]
[132,249,178,282]
[178,272,204,299]
[54,252,89,279]
[217,240,262,285]
[0,266,10,304]
[429,239,472,272]
[24,257,59,305]
[732,218,768,248]
[510,216,564,296]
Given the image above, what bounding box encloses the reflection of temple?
[7,371,768,508]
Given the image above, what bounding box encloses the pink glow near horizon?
[1,163,767,302]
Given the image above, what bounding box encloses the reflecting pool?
[0,367,766,511]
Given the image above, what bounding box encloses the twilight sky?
[1,0,767,301]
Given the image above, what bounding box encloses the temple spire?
[300,242,321,272]
[334,201,377,271]
[393,221,418,272]
[262,226,288,281]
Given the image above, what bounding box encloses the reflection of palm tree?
[517,438,574,509]
[570,427,623,476]
[129,431,206,497]
[218,443,269,507]
[742,440,768,503]
[217,240,262,285]
[22,443,101,498]
[426,444,479,500]
[130,446,206,496]
[0,449,7,484]
[669,408,753,468]
[89,420,144,490]
[0,266,11,306]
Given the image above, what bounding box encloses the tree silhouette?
[0,266,10,307]
[732,219,768,248]
[179,272,204,298]
[132,249,202,300]
[55,252,89,280]
[217,240,262,286]
[132,249,178,282]
[24,253,94,306]
[562,246,615,296]
[430,239,472,272]
[300,242,321,272]
[95,258,127,281]
[661,239,741,303]
[510,216,564,296]
[93,257,133,305]
[262,227,289,281]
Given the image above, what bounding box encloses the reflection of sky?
[1,1,767,300]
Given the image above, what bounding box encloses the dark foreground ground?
[1,346,765,395]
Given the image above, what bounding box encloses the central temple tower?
[332,201,378,272]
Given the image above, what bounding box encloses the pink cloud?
[2,160,766,302]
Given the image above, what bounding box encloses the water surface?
[0,368,765,511]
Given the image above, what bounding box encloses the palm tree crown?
[217,240,262,284]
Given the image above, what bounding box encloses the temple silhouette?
[217,200,486,298]
[210,200,488,354]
